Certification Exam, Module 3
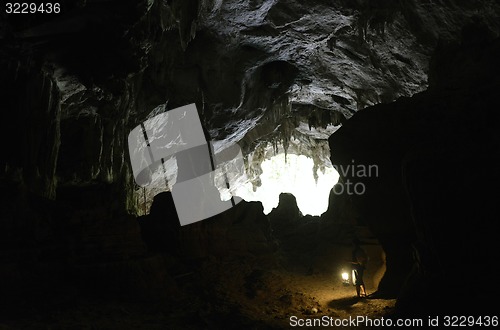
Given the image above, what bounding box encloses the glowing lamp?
[341,270,350,285]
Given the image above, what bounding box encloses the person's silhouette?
[351,238,368,298]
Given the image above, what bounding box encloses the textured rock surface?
[328,25,500,314]
[2,0,498,204]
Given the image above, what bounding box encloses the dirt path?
[198,254,396,329]
[246,270,397,328]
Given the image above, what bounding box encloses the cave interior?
[1,0,500,328]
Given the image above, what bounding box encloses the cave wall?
[0,0,212,305]
[328,24,500,315]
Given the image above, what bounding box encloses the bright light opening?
[233,154,339,216]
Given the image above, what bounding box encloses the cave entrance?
[231,153,339,216]
[135,152,340,217]
[133,132,340,218]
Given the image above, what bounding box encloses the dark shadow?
[328,296,366,311]
[137,191,180,255]
[366,290,397,299]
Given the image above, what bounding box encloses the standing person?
[351,238,368,298]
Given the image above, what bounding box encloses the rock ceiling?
[1,0,499,205]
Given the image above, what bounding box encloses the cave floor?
[0,258,395,329]
[269,271,396,324]
[196,259,397,329]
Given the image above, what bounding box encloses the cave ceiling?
[1,0,499,200]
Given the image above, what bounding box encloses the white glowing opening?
[233,154,339,216]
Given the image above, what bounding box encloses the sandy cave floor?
[195,258,397,329]
[0,256,395,329]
